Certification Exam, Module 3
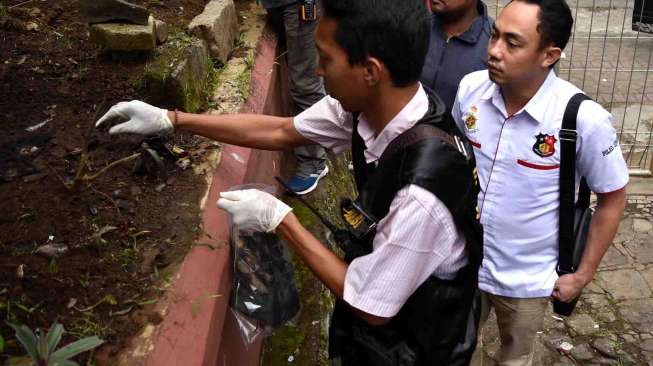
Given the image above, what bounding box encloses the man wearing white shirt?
[452,0,629,365]
[96,0,482,364]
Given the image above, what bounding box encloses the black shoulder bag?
[554,93,593,316]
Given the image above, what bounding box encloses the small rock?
[566,314,599,336]
[25,21,39,31]
[89,205,99,216]
[36,243,69,258]
[154,183,166,192]
[130,185,142,196]
[176,157,191,170]
[592,338,619,359]
[115,199,134,212]
[154,19,169,43]
[621,334,637,343]
[570,343,594,361]
[632,218,653,233]
[592,357,619,365]
[140,247,161,273]
[641,339,653,352]
[79,0,150,25]
[22,172,47,183]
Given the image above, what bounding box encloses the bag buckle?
[556,264,576,276]
[559,128,578,142]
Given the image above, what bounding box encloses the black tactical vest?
[329,89,483,366]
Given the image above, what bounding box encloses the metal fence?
[488,0,653,175]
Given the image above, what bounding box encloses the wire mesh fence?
[487,0,653,174]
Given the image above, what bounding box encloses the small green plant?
[6,321,104,366]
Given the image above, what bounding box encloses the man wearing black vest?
[96,0,482,364]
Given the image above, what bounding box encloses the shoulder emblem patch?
[463,105,479,132]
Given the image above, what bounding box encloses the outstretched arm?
[95,100,314,150]
[171,111,311,150]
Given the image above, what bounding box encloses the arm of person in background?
[95,100,312,150]
[552,187,626,302]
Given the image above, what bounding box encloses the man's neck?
[500,70,550,116]
[361,83,420,134]
[439,4,480,39]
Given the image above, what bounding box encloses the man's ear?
[363,57,383,86]
[541,46,562,69]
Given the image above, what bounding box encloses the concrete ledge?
[117,24,290,366]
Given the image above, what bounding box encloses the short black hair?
[513,0,574,50]
[322,0,431,87]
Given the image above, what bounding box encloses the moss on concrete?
[143,32,214,113]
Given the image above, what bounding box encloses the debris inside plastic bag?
[230,230,300,328]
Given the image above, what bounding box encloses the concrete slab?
[597,268,652,300]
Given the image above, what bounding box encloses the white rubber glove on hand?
[95,100,173,135]
[217,189,292,233]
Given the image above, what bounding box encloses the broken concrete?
[89,15,156,51]
[154,19,169,44]
[79,0,150,25]
[188,0,239,63]
[143,36,210,113]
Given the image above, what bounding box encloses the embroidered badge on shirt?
[463,105,479,132]
[533,133,557,157]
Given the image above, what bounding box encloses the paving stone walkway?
[478,193,653,365]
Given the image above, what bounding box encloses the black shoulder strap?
[351,112,374,190]
[379,123,463,162]
[558,93,591,274]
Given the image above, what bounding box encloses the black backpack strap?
[379,123,464,161]
[558,93,591,274]
[351,112,375,190]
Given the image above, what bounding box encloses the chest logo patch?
[533,133,557,157]
[463,105,479,132]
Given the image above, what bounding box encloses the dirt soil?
[0,0,227,363]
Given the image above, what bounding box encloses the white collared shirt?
[293,84,467,317]
[453,70,629,298]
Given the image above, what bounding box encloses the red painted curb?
[138,26,290,366]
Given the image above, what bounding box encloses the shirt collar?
[482,69,558,122]
[522,69,558,124]
[358,84,429,163]
[434,0,491,44]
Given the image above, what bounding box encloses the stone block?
[597,269,652,301]
[566,313,600,336]
[188,0,238,63]
[143,36,211,113]
[79,0,149,25]
[619,299,653,333]
[89,16,156,51]
[154,19,169,44]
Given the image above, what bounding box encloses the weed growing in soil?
[6,321,103,366]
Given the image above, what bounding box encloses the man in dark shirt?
[421,0,492,110]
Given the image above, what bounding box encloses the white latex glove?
[95,100,174,135]
[217,189,292,233]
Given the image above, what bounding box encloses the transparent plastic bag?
[228,184,301,346]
